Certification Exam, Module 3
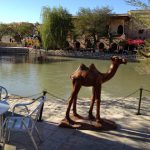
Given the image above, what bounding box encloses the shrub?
[0,42,17,47]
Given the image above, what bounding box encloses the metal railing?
[46,87,150,115]
[8,87,150,121]
[136,87,150,115]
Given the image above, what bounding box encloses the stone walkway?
[29,48,146,62]
[4,95,150,150]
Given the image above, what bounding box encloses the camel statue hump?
[70,64,89,80]
[89,64,100,74]
[78,64,89,71]
[89,64,97,70]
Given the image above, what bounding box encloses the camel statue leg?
[89,87,96,120]
[66,80,81,123]
[72,94,79,117]
[95,85,101,123]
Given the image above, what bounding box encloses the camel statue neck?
[102,63,120,83]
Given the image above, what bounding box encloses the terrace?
[1,88,150,150]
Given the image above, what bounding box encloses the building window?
[117,25,123,35]
[110,43,118,51]
[138,29,144,34]
[98,42,105,50]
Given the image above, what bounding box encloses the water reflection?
[27,55,74,64]
[0,55,28,63]
[0,54,74,64]
[0,55,149,99]
[135,61,150,75]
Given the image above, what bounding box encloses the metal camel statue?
[65,56,127,125]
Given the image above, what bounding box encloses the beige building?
[109,14,130,37]
[97,10,150,51]
[109,10,150,40]
[71,10,150,51]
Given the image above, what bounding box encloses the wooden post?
[38,91,47,122]
[136,88,143,115]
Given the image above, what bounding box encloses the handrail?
[121,89,139,100]
[143,88,150,93]
[47,88,149,116]
[10,92,43,99]
[7,87,150,117]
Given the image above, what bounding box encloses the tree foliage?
[74,7,112,48]
[9,22,34,42]
[129,10,150,29]
[125,0,150,9]
[0,23,8,41]
[41,6,73,50]
[0,22,34,43]
[125,0,150,31]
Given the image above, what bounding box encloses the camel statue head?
[111,56,127,65]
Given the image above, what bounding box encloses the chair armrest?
[12,95,45,117]
[12,104,30,116]
[12,99,37,115]
[28,96,46,117]
[11,96,43,116]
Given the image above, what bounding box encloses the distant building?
[71,10,150,51]
[109,13,130,38]
[1,35,14,43]
[109,10,150,39]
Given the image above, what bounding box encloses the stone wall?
[0,47,29,54]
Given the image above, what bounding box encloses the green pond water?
[0,55,150,99]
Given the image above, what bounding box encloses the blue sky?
[0,0,144,23]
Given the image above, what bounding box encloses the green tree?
[0,23,9,41]
[126,0,150,50]
[34,22,41,39]
[33,22,42,47]
[9,22,34,43]
[125,0,150,9]
[41,6,73,50]
[129,10,150,29]
[74,7,112,48]
[126,0,150,37]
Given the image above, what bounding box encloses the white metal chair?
[2,94,46,150]
[0,86,9,102]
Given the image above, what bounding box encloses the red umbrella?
[127,39,144,45]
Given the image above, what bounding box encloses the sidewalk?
[5,96,150,150]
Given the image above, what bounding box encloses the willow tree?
[74,7,112,48]
[41,6,73,50]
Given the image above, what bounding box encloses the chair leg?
[7,130,11,142]
[35,126,42,142]
[27,130,38,150]
[2,128,7,150]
